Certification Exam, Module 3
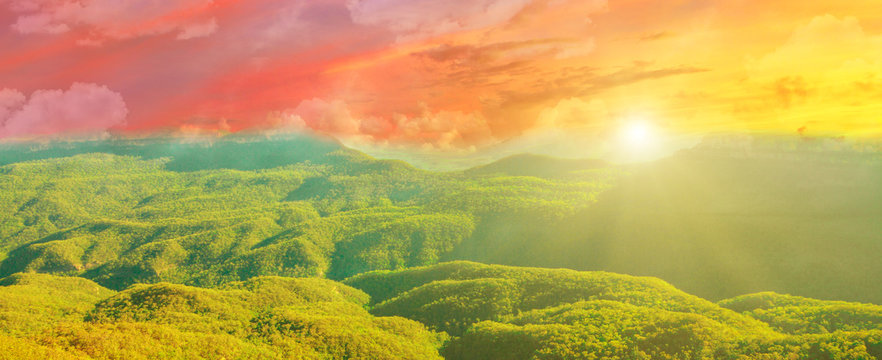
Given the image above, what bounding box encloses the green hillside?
[450,144,882,303]
[0,137,612,291]
[0,273,444,359]
[719,292,882,334]
[346,262,882,360]
[2,263,880,359]
[0,135,880,358]
[1,135,880,303]
[0,134,344,171]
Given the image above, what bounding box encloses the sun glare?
[620,119,656,149]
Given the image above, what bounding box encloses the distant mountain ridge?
[0,135,880,303]
[464,153,610,178]
[0,133,345,171]
[1,135,881,358]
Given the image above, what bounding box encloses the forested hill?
[347,262,882,359]
[1,135,881,358]
[453,140,882,303]
[1,262,880,359]
[0,134,880,304]
[0,134,346,171]
[464,153,609,178]
[0,135,615,292]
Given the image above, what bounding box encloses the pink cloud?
[0,83,128,138]
[5,0,217,42]
[389,107,494,149]
[346,0,534,40]
[176,18,219,40]
[253,3,308,49]
[0,89,27,125]
[293,98,362,135]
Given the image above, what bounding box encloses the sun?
[620,119,656,149]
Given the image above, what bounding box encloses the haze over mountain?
[0,134,880,358]
[0,134,879,300]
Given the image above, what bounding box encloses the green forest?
[0,135,880,359]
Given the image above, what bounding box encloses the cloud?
[535,97,610,130]
[0,83,128,138]
[733,15,882,134]
[253,3,308,49]
[265,110,308,131]
[771,76,811,108]
[293,98,362,135]
[347,0,534,40]
[0,89,27,124]
[277,99,493,149]
[639,31,673,41]
[503,98,613,159]
[749,15,880,78]
[176,18,218,40]
[389,107,494,149]
[4,0,217,42]
[747,15,882,99]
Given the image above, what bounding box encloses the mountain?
[0,135,880,358]
[1,135,880,303]
[464,153,610,178]
[451,145,882,303]
[345,262,882,360]
[0,273,444,359]
[3,262,880,359]
[0,136,613,291]
[0,133,344,171]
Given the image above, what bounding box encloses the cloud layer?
[347,0,534,40]
[1,0,880,144]
[5,0,217,42]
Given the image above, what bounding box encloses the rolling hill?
[1,135,880,303]
[346,262,882,360]
[2,262,881,359]
[452,141,882,303]
[464,153,609,178]
[0,134,880,358]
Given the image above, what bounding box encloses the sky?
[1,0,881,164]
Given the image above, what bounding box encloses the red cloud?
[0,83,128,138]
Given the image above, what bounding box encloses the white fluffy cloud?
[0,83,128,138]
